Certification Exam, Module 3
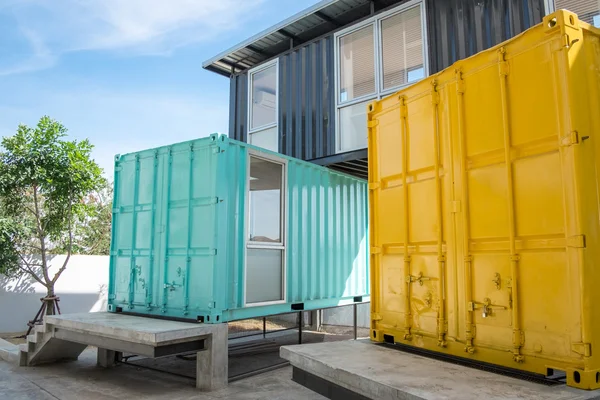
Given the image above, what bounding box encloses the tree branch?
[24,205,37,217]
[33,185,51,285]
[52,202,72,284]
[16,254,47,287]
[20,243,43,252]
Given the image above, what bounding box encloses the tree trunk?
[45,285,56,316]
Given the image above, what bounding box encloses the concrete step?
[19,349,28,367]
[28,338,87,366]
[0,338,20,365]
[34,323,50,334]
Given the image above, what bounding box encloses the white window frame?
[544,0,555,14]
[333,0,429,153]
[243,151,287,307]
[247,59,279,152]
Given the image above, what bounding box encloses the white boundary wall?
[0,255,109,333]
[0,254,367,333]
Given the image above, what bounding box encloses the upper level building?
[203,0,599,179]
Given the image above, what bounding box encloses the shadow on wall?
[0,255,109,333]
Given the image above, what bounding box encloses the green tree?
[59,180,113,256]
[0,116,105,314]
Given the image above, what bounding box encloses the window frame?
[333,0,428,153]
[247,59,279,151]
[243,151,287,307]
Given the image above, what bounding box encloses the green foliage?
[56,179,113,256]
[0,215,25,278]
[0,116,105,290]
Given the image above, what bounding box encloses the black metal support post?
[298,311,303,344]
[353,303,358,340]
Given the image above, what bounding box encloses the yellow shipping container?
[368,10,600,390]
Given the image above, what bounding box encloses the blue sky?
[0,0,319,176]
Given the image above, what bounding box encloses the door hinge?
[114,165,123,172]
[561,34,580,49]
[372,313,382,321]
[499,61,510,76]
[431,80,440,105]
[455,70,465,94]
[367,119,379,128]
[370,246,382,255]
[108,294,116,300]
[451,201,461,213]
[399,99,408,118]
[560,131,579,147]
[567,234,586,248]
[572,342,591,357]
[369,182,380,190]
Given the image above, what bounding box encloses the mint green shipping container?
[108,134,369,323]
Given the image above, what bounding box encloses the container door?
[454,41,582,361]
[369,86,450,344]
[111,152,161,310]
[159,144,218,317]
[403,91,450,342]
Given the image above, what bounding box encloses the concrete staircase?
[18,322,87,366]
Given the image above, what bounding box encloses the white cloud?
[0,86,230,176]
[1,0,265,74]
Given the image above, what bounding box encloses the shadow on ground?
[125,326,370,380]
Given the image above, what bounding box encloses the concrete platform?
[26,312,228,391]
[280,340,600,400]
[1,347,326,400]
[46,313,222,353]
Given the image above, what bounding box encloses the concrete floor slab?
[280,340,600,400]
[45,312,221,345]
[0,348,325,400]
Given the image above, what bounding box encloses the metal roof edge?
[201,0,339,71]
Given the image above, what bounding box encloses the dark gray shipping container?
[221,0,546,178]
[426,0,545,72]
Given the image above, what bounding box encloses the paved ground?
[0,326,371,400]
[0,347,326,400]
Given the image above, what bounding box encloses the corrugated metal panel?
[426,0,545,73]
[108,134,369,323]
[229,36,336,161]
[229,74,247,143]
[280,36,335,160]
[287,156,368,303]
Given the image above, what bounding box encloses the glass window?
[339,101,369,153]
[250,63,277,130]
[245,248,283,303]
[335,3,427,153]
[245,155,285,305]
[248,156,282,243]
[249,126,278,152]
[381,6,424,90]
[339,25,375,103]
